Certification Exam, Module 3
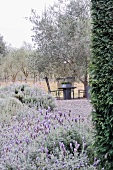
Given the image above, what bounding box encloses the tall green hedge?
[90,0,113,169]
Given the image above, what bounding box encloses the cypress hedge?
[90,0,113,169]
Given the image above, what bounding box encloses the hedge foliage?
[90,0,113,169]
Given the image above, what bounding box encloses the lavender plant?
[0,83,56,110]
[0,93,99,169]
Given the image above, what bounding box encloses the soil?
[56,99,92,120]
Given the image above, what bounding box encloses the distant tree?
[1,48,31,83]
[27,51,40,83]
[0,35,7,81]
[2,52,20,82]
[16,48,30,82]
[0,34,6,56]
[21,41,33,51]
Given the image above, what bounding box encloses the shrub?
[90,0,113,169]
[0,97,23,122]
[0,83,56,110]
[45,121,94,165]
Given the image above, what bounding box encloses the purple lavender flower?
[25,137,29,145]
[70,143,73,150]
[74,141,80,150]
[93,158,100,166]
[59,142,66,155]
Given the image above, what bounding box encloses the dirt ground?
[55,99,92,120]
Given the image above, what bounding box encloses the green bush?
[90,0,113,169]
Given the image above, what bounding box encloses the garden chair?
[78,89,86,98]
[44,77,61,98]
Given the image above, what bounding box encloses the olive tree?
[1,48,31,83]
[30,0,91,90]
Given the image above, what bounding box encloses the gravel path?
[56,99,92,119]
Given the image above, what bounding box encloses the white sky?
[0,0,55,48]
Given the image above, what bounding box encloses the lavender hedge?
[0,83,99,169]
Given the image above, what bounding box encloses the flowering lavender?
[0,84,98,169]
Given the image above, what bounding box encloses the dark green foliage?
[90,0,113,169]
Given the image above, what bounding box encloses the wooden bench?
[78,90,86,98]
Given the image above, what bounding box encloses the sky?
[0,0,55,48]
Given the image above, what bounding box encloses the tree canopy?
[30,0,91,89]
